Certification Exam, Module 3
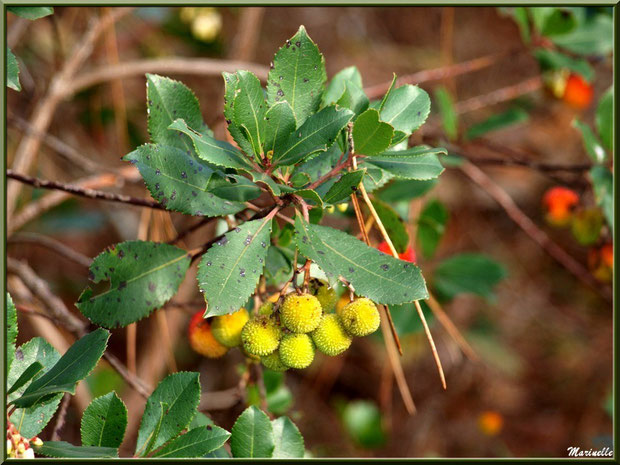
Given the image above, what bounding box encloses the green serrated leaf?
[353,109,394,156]
[378,74,397,113]
[7,362,44,396]
[295,217,428,303]
[267,25,326,127]
[8,338,62,437]
[34,441,118,458]
[380,84,431,135]
[7,47,21,91]
[198,216,273,317]
[323,169,365,205]
[223,72,255,156]
[81,392,127,448]
[372,198,409,254]
[291,143,342,189]
[13,329,110,409]
[378,179,437,203]
[534,48,594,82]
[573,119,607,164]
[76,241,191,328]
[466,107,529,140]
[433,253,507,300]
[590,166,613,233]
[230,406,275,458]
[362,166,394,194]
[322,66,363,107]
[337,82,370,116]
[135,372,201,455]
[124,143,245,217]
[263,101,297,156]
[596,87,613,151]
[417,199,448,259]
[8,6,53,20]
[271,417,304,458]
[168,118,255,171]
[146,74,207,150]
[7,293,17,373]
[153,426,231,458]
[207,173,262,202]
[364,146,446,180]
[434,86,458,141]
[233,70,267,157]
[295,189,324,208]
[274,105,354,166]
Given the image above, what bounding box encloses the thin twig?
[50,393,71,441]
[8,232,92,268]
[7,169,167,211]
[455,76,543,114]
[459,160,611,303]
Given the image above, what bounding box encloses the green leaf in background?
[551,13,613,56]
[168,118,254,171]
[466,107,529,140]
[434,86,458,141]
[8,6,53,20]
[571,208,603,246]
[271,417,305,458]
[274,105,354,166]
[323,169,365,205]
[76,241,191,328]
[267,25,326,127]
[572,119,607,164]
[536,7,577,36]
[364,146,446,180]
[433,253,507,301]
[8,338,62,437]
[341,400,386,449]
[263,101,297,157]
[353,109,394,156]
[590,166,613,233]
[135,372,201,456]
[198,216,273,317]
[81,392,128,448]
[152,426,231,458]
[124,144,245,217]
[295,217,428,304]
[7,293,17,373]
[230,406,275,458]
[371,198,409,254]
[7,362,44,396]
[511,7,531,43]
[146,74,207,150]
[596,87,613,151]
[533,48,594,82]
[378,179,438,203]
[380,85,431,135]
[34,441,118,458]
[7,47,21,91]
[263,370,293,415]
[233,70,267,157]
[13,329,110,409]
[207,173,262,202]
[387,300,434,336]
[417,199,448,259]
[337,81,370,116]
[322,66,363,107]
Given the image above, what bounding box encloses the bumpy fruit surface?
[258,301,274,316]
[312,280,338,312]
[340,298,381,337]
[542,186,579,227]
[280,293,322,333]
[279,333,315,369]
[261,350,288,372]
[212,308,249,348]
[188,311,228,358]
[311,314,352,356]
[241,316,281,356]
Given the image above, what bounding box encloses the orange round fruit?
[188,310,228,358]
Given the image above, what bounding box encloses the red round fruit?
[563,74,593,109]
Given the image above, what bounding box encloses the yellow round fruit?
[188,311,228,358]
[314,282,338,313]
[241,316,282,356]
[279,333,315,369]
[212,308,249,348]
[340,298,380,337]
[311,314,352,356]
[261,350,288,372]
[280,293,322,333]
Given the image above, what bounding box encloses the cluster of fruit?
[6,422,42,459]
[188,281,381,371]
[542,186,613,282]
